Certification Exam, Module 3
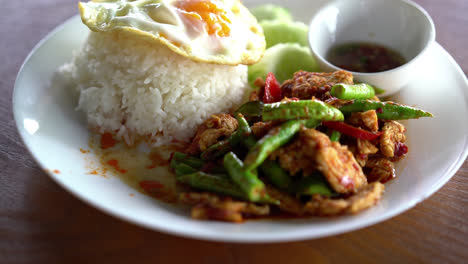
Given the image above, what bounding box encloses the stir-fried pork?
[272,128,367,193]
[186,114,238,154]
[357,138,379,155]
[303,182,384,215]
[281,70,353,100]
[251,121,276,139]
[364,158,396,183]
[302,129,367,193]
[380,121,406,157]
[179,192,269,222]
[266,185,304,215]
[348,110,379,132]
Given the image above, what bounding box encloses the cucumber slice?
[261,20,309,49]
[250,4,293,23]
[248,43,320,86]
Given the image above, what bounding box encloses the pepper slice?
[322,121,382,140]
[263,72,282,103]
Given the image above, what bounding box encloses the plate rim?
[12,14,468,243]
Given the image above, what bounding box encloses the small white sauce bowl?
[308,0,435,96]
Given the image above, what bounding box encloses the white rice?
[59,31,249,146]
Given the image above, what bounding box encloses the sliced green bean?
[262,99,344,122]
[259,159,292,190]
[371,85,385,95]
[329,129,341,142]
[234,101,264,118]
[339,99,433,120]
[174,163,198,176]
[292,174,334,196]
[330,83,375,100]
[303,119,321,129]
[243,118,321,172]
[242,134,258,149]
[224,152,267,202]
[172,152,204,169]
[244,120,302,171]
[176,172,246,199]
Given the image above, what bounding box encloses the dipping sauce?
[326,42,407,73]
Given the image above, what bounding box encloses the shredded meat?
[186,114,238,154]
[348,110,379,132]
[179,192,269,222]
[266,185,304,215]
[302,129,368,193]
[272,128,367,193]
[270,129,317,176]
[325,97,353,108]
[380,121,406,157]
[281,70,353,100]
[364,158,395,183]
[251,121,276,139]
[357,138,379,155]
[303,182,385,216]
[348,138,379,167]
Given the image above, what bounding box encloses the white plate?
[13,0,468,242]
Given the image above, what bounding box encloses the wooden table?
[1,0,466,263]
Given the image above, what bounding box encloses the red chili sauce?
[326,42,406,73]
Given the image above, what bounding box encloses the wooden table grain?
[1,0,467,263]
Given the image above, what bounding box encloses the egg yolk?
[175,0,231,37]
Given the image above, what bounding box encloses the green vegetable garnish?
[260,20,309,48]
[250,4,293,23]
[248,43,320,86]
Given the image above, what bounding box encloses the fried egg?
[79,0,266,65]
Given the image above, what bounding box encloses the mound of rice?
[59,32,249,146]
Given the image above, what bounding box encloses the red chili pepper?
[139,180,164,193]
[263,72,282,103]
[394,142,408,157]
[322,121,382,140]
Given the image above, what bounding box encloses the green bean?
[176,172,246,199]
[170,154,200,176]
[234,101,264,118]
[339,99,433,120]
[259,159,292,190]
[172,152,204,169]
[371,85,385,95]
[292,174,334,196]
[243,118,321,172]
[262,99,344,122]
[174,162,198,176]
[224,152,267,202]
[329,129,341,142]
[330,83,375,100]
[244,120,302,171]
[201,114,251,160]
[242,134,258,149]
[303,119,321,129]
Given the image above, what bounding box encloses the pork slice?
[281,70,353,100]
[186,114,238,154]
[179,192,269,222]
[304,182,384,216]
[301,129,368,193]
[348,110,379,132]
[380,121,406,158]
